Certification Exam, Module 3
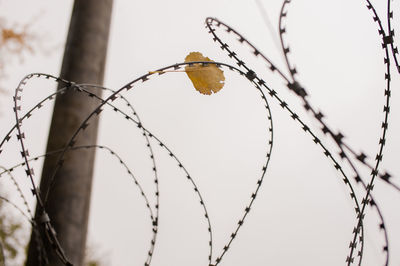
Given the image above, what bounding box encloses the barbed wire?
[0,0,399,265]
[36,62,273,265]
[204,0,399,264]
[3,62,274,265]
[279,1,394,265]
[205,16,369,265]
[4,74,161,265]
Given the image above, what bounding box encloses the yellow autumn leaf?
[184,52,225,95]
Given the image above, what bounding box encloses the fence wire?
[0,0,399,265]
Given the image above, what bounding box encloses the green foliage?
[85,260,101,266]
[0,193,104,265]
[84,243,106,266]
[0,196,25,265]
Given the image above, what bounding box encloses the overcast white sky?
[1,0,400,265]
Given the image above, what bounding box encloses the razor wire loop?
[205,16,368,264]
[204,1,399,262]
[6,75,177,265]
[8,72,210,265]
[9,63,272,264]
[7,73,160,265]
[5,50,376,266]
[33,62,275,265]
[277,1,395,265]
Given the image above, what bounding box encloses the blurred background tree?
[0,1,110,263]
[0,194,25,266]
[0,17,37,95]
[0,14,36,266]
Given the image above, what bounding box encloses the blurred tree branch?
[0,18,36,94]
